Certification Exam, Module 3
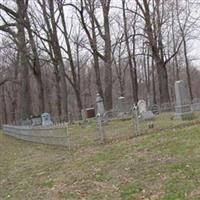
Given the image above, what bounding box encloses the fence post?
[96,113,105,143]
[65,123,71,151]
[133,105,140,137]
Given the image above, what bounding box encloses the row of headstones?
[20,80,197,127]
[21,93,154,127]
[137,80,199,120]
[95,93,155,121]
[95,80,198,121]
[21,113,53,127]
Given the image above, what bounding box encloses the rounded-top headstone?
[137,100,147,114]
[41,112,53,126]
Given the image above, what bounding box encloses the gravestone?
[31,117,42,126]
[175,80,193,119]
[141,111,155,120]
[41,113,53,126]
[137,99,155,120]
[117,96,126,112]
[96,93,105,116]
[138,100,147,114]
[86,108,95,118]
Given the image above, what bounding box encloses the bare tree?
[122,0,138,103]
[135,0,182,104]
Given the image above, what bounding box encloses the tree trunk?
[136,0,170,104]
[17,0,31,119]
[151,58,157,104]
[183,38,193,101]
[122,0,138,103]
[102,4,113,110]
[1,84,7,124]
[48,0,68,120]
[156,61,170,104]
[25,11,45,113]
[93,53,104,99]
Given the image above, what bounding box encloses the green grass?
[68,112,200,148]
[1,124,200,199]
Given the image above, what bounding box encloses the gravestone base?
[140,111,155,121]
[117,112,132,120]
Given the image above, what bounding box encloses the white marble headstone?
[41,113,53,126]
[137,100,147,114]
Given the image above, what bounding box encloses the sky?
[0,0,200,70]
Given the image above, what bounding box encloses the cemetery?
[1,0,200,199]
[2,81,200,199]
[2,81,200,149]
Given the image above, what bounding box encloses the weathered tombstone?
[141,111,155,120]
[175,80,193,119]
[117,96,126,112]
[137,99,155,120]
[96,93,105,116]
[117,96,130,119]
[137,100,147,114]
[86,108,95,118]
[41,113,53,126]
[31,116,42,126]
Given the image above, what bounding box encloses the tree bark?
[136,0,170,104]
[17,0,31,119]
[101,0,113,110]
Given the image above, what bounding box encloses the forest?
[0,0,200,124]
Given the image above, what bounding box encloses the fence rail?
[2,123,69,147]
[2,102,200,150]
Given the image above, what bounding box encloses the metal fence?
[2,101,200,150]
[2,123,70,147]
[96,102,200,143]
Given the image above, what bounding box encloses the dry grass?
[1,123,200,199]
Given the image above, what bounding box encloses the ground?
[1,125,200,200]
